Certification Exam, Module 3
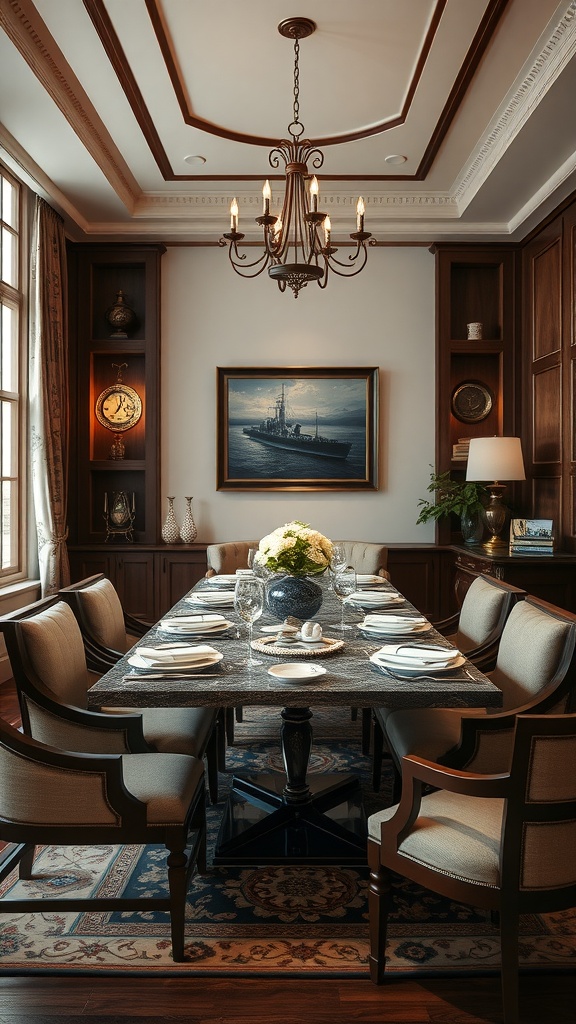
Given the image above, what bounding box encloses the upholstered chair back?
[206,541,259,575]
[0,731,117,825]
[333,541,389,577]
[19,601,92,708]
[454,575,520,652]
[507,715,576,892]
[491,599,575,710]
[76,576,132,653]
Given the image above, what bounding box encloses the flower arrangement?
[255,521,333,577]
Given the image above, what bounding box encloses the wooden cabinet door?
[157,549,208,615]
[114,551,156,621]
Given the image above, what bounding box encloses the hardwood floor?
[0,679,574,1023]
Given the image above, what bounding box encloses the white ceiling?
[1,0,575,244]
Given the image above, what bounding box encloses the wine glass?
[234,576,265,667]
[328,542,348,591]
[247,546,257,570]
[332,567,357,631]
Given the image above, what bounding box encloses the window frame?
[0,161,28,585]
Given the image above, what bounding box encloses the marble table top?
[87,576,503,712]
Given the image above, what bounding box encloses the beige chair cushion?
[139,706,217,758]
[334,541,389,576]
[456,576,508,651]
[368,790,505,887]
[121,752,204,823]
[79,577,131,653]
[491,600,571,709]
[20,602,92,708]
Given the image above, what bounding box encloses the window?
[0,166,23,579]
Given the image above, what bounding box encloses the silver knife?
[122,672,222,681]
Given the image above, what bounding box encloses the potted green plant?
[416,468,487,544]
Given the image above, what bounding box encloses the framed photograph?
[217,367,379,491]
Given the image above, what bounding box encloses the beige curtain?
[29,197,70,595]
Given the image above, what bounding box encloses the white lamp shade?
[466,436,526,482]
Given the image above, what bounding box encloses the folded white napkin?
[374,643,460,666]
[188,592,235,604]
[348,591,402,604]
[356,574,385,585]
[137,644,219,665]
[160,614,226,631]
[364,613,427,627]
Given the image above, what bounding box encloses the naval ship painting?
[243,384,352,460]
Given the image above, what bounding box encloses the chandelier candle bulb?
[324,215,331,247]
[263,180,271,215]
[230,198,238,232]
[310,175,319,212]
[357,197,365,232]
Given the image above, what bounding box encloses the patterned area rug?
[0,707,575,977]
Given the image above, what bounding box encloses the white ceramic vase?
[180,496,198,544]
[161,496,180,544]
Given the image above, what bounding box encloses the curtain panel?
[29,197,70,595]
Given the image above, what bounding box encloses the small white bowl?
[268,662,327,682]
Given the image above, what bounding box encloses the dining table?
[87,573,503,866]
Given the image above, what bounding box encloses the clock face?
[95,384,142,432]
[451,382,493,424]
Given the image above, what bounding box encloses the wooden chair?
[206,541,259,577]
[333,541,390,580]
[0,594,221,803]
[0,716,206,962]
[58,573,150,672]
[372,575,526,787]
[373,594,576,799]
[367,712,576,1024]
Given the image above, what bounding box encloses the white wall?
[161,245,437,545]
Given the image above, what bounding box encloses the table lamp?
[466,436,526,552]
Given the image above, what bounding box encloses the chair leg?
[368,838,392,985]
[225,707,235,745]
[372,715,384,791]
[205,728,219,804]
[166,839,188,963]
[216,708,227,771]
[235,706,243,723]
[350,706,358,721]
[18,843,36,880]
[500,906,520,1024]
[361,707,372,755]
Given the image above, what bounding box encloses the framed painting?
[217,367,379,491]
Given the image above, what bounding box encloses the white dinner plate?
[360,622,431,638]
[128,651,224,672]
[268,663,327,682]
[356,574,387,586]
[370,649,465,676]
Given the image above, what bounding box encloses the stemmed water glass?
[329,542,348,590]
[234,576,265,667]
[332,566,357,631]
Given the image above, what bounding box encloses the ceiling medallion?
[219,17,375,298]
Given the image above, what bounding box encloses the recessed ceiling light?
[183,155,206,166]
[384,154,407,165]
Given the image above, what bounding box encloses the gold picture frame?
[217,367,379,492]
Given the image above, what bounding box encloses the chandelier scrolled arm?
[219,17,375,297]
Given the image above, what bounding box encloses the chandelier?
[219,17,374,298]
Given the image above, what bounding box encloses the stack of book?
[452,437,471,462]
[509,519,554,556]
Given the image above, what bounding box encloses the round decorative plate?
[251,636,344,657]
[268,663,327,681]
[451,382,493,423]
